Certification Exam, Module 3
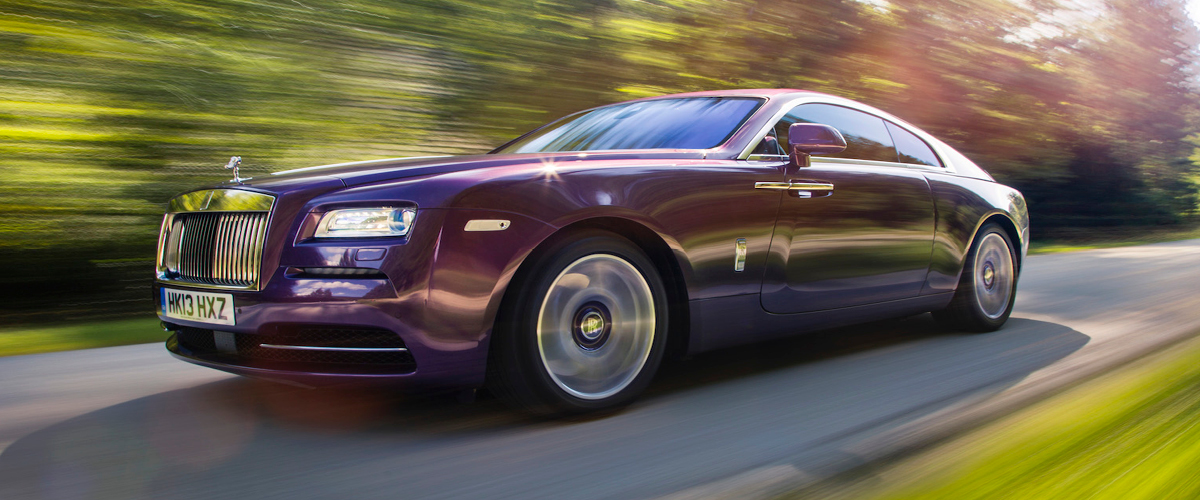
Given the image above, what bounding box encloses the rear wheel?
[933,223,1017,332]
[489,231,667,415]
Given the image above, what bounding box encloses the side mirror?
[788,123,846,167]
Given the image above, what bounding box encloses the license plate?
[161,288,235,326]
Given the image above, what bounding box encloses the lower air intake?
[174,325,416,374]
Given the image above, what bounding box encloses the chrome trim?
[745,151,947,173]
[259,344,409,352]
[754,182,791,190]
[158,189,275,291]
[155,214,171,272]
[157,280,262,292]
[754,181,835,192]
[812,156,945,171]
[464,219,511,232]
[746,154,789,162]
[789,182,835,192]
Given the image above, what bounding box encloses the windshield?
[496,97,764,153]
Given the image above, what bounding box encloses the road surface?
[2,240,1199,499]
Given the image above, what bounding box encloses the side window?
[774,104,897,163]
[886,121,942,167]
[749,129,785,156]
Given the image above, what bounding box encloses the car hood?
[235,151,708,191]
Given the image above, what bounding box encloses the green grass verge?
[0,316,167,357]
[835,335,1200,500]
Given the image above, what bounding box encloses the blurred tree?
[0,0,1196,323]
[1054,0,1200,224]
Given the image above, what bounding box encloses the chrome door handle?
[754,181,834,192]
[754,182,792,191]
[789,182,834,192]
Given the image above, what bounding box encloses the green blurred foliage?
[842,335,1200,500]
[0,0,1197,323]
[0,317,165,356]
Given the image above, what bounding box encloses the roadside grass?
[1029,223,1200,254]
[0,316,166,357]
[817,334,1200,500]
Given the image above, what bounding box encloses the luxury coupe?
[155,89,1029,414]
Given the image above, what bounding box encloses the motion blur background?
[1,0,1197,326]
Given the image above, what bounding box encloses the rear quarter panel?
[923,172,1029,294]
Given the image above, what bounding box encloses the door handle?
[754,182,792,191]
[754,181,834,193]
[788,182,834,192]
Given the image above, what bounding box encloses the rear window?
[886,121,942,167]
[497,97,764,153]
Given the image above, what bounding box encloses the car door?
[758,103,936,313]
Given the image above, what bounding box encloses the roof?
[636,88,828,100]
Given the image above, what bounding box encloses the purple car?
[155,89,1028,414]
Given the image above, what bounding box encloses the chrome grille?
[160,211,270,288]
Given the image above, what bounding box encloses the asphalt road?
[2,240,1199,500]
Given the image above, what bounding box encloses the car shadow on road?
[651,313,1065,396]
[0,314,1087,499]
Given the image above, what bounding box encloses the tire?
[932,223,1018,332]
[488,230,668,416]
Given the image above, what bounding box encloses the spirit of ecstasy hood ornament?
[225,156,246,183]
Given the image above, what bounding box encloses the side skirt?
[687,292,954,354]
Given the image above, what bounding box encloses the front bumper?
[156,278,490,390]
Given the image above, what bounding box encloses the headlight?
[315,207,416,238]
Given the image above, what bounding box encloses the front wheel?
[489,231,668,415]
[932,223,1018,332]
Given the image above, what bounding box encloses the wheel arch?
[491,217,693,363]
[972,212,1025,272]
